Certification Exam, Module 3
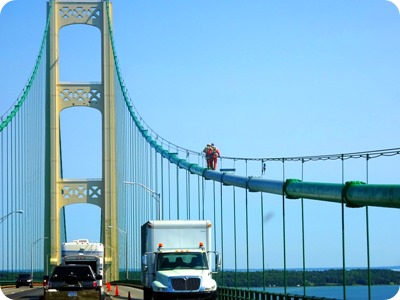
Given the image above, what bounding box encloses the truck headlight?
[204,284,216,291]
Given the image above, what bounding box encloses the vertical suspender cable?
[168,157,171,220]
[128,107,131,271]
[155,148,158,220]
[201,177,205,220]
[17,103,22,271]
[220,180,224,285]
[149,142,153,219]
[301,158,306,296]
[197,156,201,220]
[11,120,15,275]
[365,154,371,300]
[145,135,148,216]
[6,123,10,273]
[233,185,237,287]
[151,143,154,219]
[341,154,346,300]
[261,191,265,291]
[213,180,216,256]
[245,189,250,288]
[24,101,28,268]
[176,164,179,220]
[0,117,3,273]
[186,152,190,219]
[2,124,6,276]
[245,160,249,289]
[14,110,19,271]
[161,153,164,220]
[282,158,287,293]
[142,138,146,220]
[135,127,141,259]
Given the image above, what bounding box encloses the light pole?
[31,237,48,277]
[108,225,128,280]
[123,181,161,220]
[0,210,23,223]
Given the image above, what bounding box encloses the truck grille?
[171,278,200,291]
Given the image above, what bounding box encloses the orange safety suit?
[212,147,220,170]
[206,147,214,169]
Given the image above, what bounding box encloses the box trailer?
[141,220,221,300]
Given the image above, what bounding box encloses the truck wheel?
[143,287,152,300]
[152,292,159,300]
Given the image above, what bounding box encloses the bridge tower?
[44,1,119,281]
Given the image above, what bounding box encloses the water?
[261,285,400,300]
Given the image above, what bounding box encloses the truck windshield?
[157,253,208,270]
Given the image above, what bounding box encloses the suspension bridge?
[1,1,400,299]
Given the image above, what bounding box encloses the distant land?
[228,266,400,272]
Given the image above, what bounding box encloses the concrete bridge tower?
[44,0,119,281]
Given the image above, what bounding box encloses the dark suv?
[47,265,102,291]
[16,273,33,288]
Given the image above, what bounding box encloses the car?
[44,264,102,299]
[16,273,33,288]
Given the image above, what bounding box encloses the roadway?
[0,285,143,299]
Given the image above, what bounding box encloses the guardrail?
[218,287,335,300]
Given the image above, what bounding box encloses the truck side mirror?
[142,255,148,272]
[215,253,222,272]
[96,274,102,280]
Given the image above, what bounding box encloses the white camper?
[61,239,104,286]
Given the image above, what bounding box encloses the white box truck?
[61,239,104,287]
[141,220,221,300]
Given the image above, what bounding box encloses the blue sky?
[1,0,400,269]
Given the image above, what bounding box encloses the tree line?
[215,269,400,287]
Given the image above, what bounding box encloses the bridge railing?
[218,287,335,300]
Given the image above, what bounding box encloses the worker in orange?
[203,144,213,169]
[211,143,220,170]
